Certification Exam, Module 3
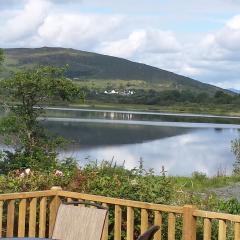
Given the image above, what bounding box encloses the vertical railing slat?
[234,222,240,240]
[218,220,227,240]
[168,213,175,240]
[6,200,15,237]
[154,210,162,240]
[49,195,61,237]
[29,198,37,237]
[0,201,3,238]
[114,205,122,240]
[141,209,148,234]
[18,199,27,237]
[127,206,134,240]
[101,203,109,240]
[39,197,47,238]
[203,218,211,240]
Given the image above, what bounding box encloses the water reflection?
[45,108,240,125]
[103,112,133,120]
[43,121,191,147]
[61,128,239,176]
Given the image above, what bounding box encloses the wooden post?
[183,205,197,240]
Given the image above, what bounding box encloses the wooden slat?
[127,207,134,240]
[114,205,122,240]
[234,222,240,240]
[203,218,211,240]
[101,203,109,240]
[218,220,227,240]
[6,200,15,237]
[0,201,3,237]
[58,191,183,214]
[39,197,47,238]
[168,213,175,240]
[49,196,61,237]
[154,211,162,240]
[18,199,27,237]
[29,198,37,237]
[141,209,148,234]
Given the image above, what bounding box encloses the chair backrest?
[52,204,108,240]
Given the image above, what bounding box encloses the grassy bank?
[70,101,240,117]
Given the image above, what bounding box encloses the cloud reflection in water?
[62,128,239,176]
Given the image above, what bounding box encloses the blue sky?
[1,0,240,89]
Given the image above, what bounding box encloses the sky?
[1,0,240,89]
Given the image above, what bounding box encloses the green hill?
[1,47,226,95]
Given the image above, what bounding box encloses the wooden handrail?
[57,190,183,213]
[0,190,56,201]
[0,189,240,239]
[193,209,240,222]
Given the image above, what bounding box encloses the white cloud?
[0,0,51,43]
[226,14,240,29]
[36,13,123,49]
[1,0,240,89]
[98,29,180,58]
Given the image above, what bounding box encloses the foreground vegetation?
[1,160,240,213]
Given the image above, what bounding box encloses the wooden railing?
[0,187,240,239]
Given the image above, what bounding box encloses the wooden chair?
[137,225,160,240]
[52,201,108,240]
[52,201,160,240]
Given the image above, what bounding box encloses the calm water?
[39,108,240,176]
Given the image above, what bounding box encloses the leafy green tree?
[232,138,240,174]
[0,66,83,173]
[0,49,4,68]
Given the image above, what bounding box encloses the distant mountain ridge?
[1,47,230,95]
[228,88,240,94]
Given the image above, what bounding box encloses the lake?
[39,107,240,176]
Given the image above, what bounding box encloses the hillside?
[1,47,225,95]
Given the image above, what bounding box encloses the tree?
[232,138,240,174]
[0,49,3,68]
[0,48,3,60]
[0,66,83,173]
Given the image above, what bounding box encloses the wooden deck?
[0,187,239,239]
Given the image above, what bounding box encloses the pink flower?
[55,170,63,177]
